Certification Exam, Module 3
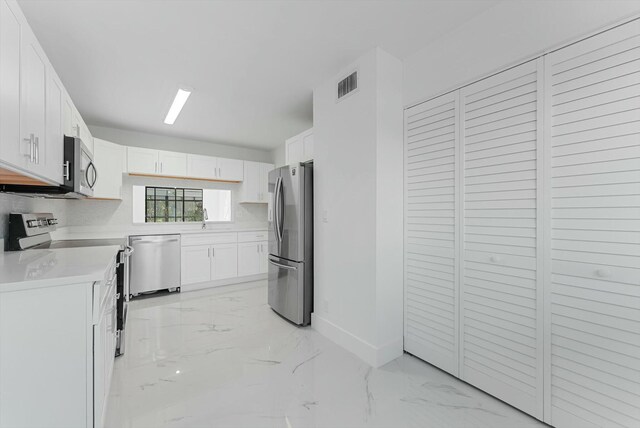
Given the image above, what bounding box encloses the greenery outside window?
[145,187,203,223]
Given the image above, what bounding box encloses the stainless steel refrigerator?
[268,163,313,325]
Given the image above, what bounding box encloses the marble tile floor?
[106,282,547,428]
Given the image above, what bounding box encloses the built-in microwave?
[0,136,97,198]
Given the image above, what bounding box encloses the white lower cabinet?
[211,243,238,280]
[237,241,268,276]
[180,231,267,288]
[180,235,238,286]
[0,254,118,428]
[93,280,117,428]
[403,18,640,428]
[181,244,212,285]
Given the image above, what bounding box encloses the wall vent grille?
[337,71,358,99]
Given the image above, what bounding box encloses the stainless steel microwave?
[0,136,97,198]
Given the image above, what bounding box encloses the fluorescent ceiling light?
[164,88,191,125]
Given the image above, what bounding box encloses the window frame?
[144,186,204,223]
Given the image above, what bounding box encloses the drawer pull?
[595,269,611,278]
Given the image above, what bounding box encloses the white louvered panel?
[404,91,460,376]
[545,19,640,428]
[461,59,544,418]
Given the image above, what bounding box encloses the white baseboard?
[181,273,267,293]
[311,313,403,368]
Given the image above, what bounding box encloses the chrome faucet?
[202,208,208,230]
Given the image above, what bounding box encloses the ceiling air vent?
[337,71,358,100]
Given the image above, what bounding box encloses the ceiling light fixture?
[164,88,191,125]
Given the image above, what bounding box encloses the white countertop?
[50,225,268,241]
[0,246,120,292]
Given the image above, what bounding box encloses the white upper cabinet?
[92,138,124,200]
[0,0,22,170]
[544,20,640,428]
[187,154,243,181]
[44,71,64,184]
[187,154,217,179]
[0,0,90,184]
[240,161,273,203]
[19,19,47,176]
[127,146,158,175]
[285,127,313,165]
[157,150,186,177]
[63,98,94,154]
[127,147,187,177]
[216,157,243,181]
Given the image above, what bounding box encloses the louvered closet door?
[460,59,544,418]
[404,91,460,376]
[544,19,640,428]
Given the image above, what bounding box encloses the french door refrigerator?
[268,163,313,325]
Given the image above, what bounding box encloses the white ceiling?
[18,0,498,150]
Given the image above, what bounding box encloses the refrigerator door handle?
[268,258,297,270]
[274,176,282,242]
[277,176,284,242]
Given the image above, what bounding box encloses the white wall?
[404,0,640,107]
[312,48,403,367]
[89,125,273,163]
[271,144,286,168]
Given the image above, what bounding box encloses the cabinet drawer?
[237,230,268,243]
[181,232,237,246]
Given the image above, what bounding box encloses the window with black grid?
[145,187,203,223]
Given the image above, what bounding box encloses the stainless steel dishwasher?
[128,234,181,298]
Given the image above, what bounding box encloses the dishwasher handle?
[131,238,179,244]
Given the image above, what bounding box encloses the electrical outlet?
[322,210,328,223]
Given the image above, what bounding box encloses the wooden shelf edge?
[127,173,242,184]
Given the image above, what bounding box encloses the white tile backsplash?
[0,193,68,240]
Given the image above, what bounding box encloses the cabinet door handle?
[212,247,215,257]
[24,134,34,162]
[208,248,210,257]
[155,161,158,173]
[34,136,39,164]
[160,162,163,173]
